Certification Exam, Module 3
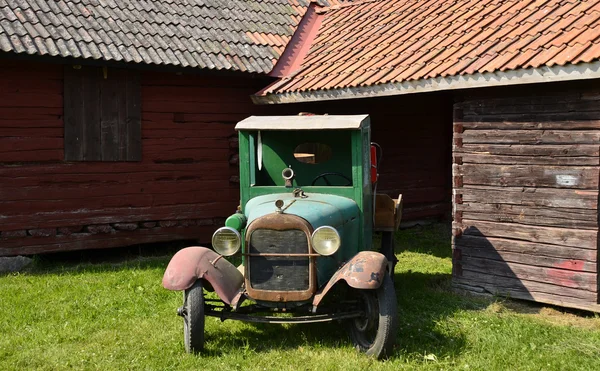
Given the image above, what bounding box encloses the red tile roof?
[259,0,600,96]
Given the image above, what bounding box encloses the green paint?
[254,130,353,187]
[235,116,373,286]
[225,213,247,231]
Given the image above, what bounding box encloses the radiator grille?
[249,229,309,291]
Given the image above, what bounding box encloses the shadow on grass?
[202,321,349,357]
[17,222,487,360]
[388,222,490,360]
[198,270,490,360]
[392,270,491,361]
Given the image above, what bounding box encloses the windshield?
[252,130,353,187]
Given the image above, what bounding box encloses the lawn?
[1,223,600,370]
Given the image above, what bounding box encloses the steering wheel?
[311,172,352,186]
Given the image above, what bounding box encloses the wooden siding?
[452,90,600,312]
[0,59,451,256]
[0,59,269,256]
[0,61,64,163]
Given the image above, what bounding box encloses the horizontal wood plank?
[457,220,598,249]
[455,144,600,157]
[454,279,600,312]
[459,153,599,166]
[0,128,63,137]
[0,150,63,163]
[0,225,216,256]
[459,120,600,130]
[458,130,600,145]
[458,186,598,209]
[457,256,597,291]
[453,235,597,261]
[456,164,599,189]
[456,202,596,220]
[455,246,596,272]
[460,212,596,229]
[0,93,62,108]
[0,180,238,202]
[458,202,597,229]
[0,119,63,128]
[0,203,236,231]
[455,271,596,300]
[458,112,600,122]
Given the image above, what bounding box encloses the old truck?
[162,115,402,358]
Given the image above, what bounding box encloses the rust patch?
[313,251,388,307]
[162,246,243,305]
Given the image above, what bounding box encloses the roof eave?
[252,61,600,105]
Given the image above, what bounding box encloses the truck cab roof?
[235,115,369,131]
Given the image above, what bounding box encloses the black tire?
[183,280,205,353]
[381,231,398,279]
[348,275,398,359]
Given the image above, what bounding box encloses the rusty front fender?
[162,246,243,305]
[312,251,388,307]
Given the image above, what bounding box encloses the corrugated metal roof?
[0,0,335,74]
[260,0,600,94]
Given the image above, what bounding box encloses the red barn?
[0,1,314,255]
[0,1,451,257]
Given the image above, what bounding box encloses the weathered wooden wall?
[0,59,270,256]
[0,58,452,256]
[452,88,600,312]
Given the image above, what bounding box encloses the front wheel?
[348,275,398,359]
[182,280,205,353]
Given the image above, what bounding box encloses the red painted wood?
[0,149,63,162]
[0,93,62,108]
[0,128,63,137]
[0,119,62,128]
[0,60,452,256]
[0,106,62,117]
[0,225,216,256]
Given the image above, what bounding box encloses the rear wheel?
[348,275,397,359]
[182,280,205,353]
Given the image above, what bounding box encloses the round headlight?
[211,227,241,256]
[311,226,341,256]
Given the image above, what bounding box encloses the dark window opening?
[64,66,141,161]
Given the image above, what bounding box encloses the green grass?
[2,223,600,370]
